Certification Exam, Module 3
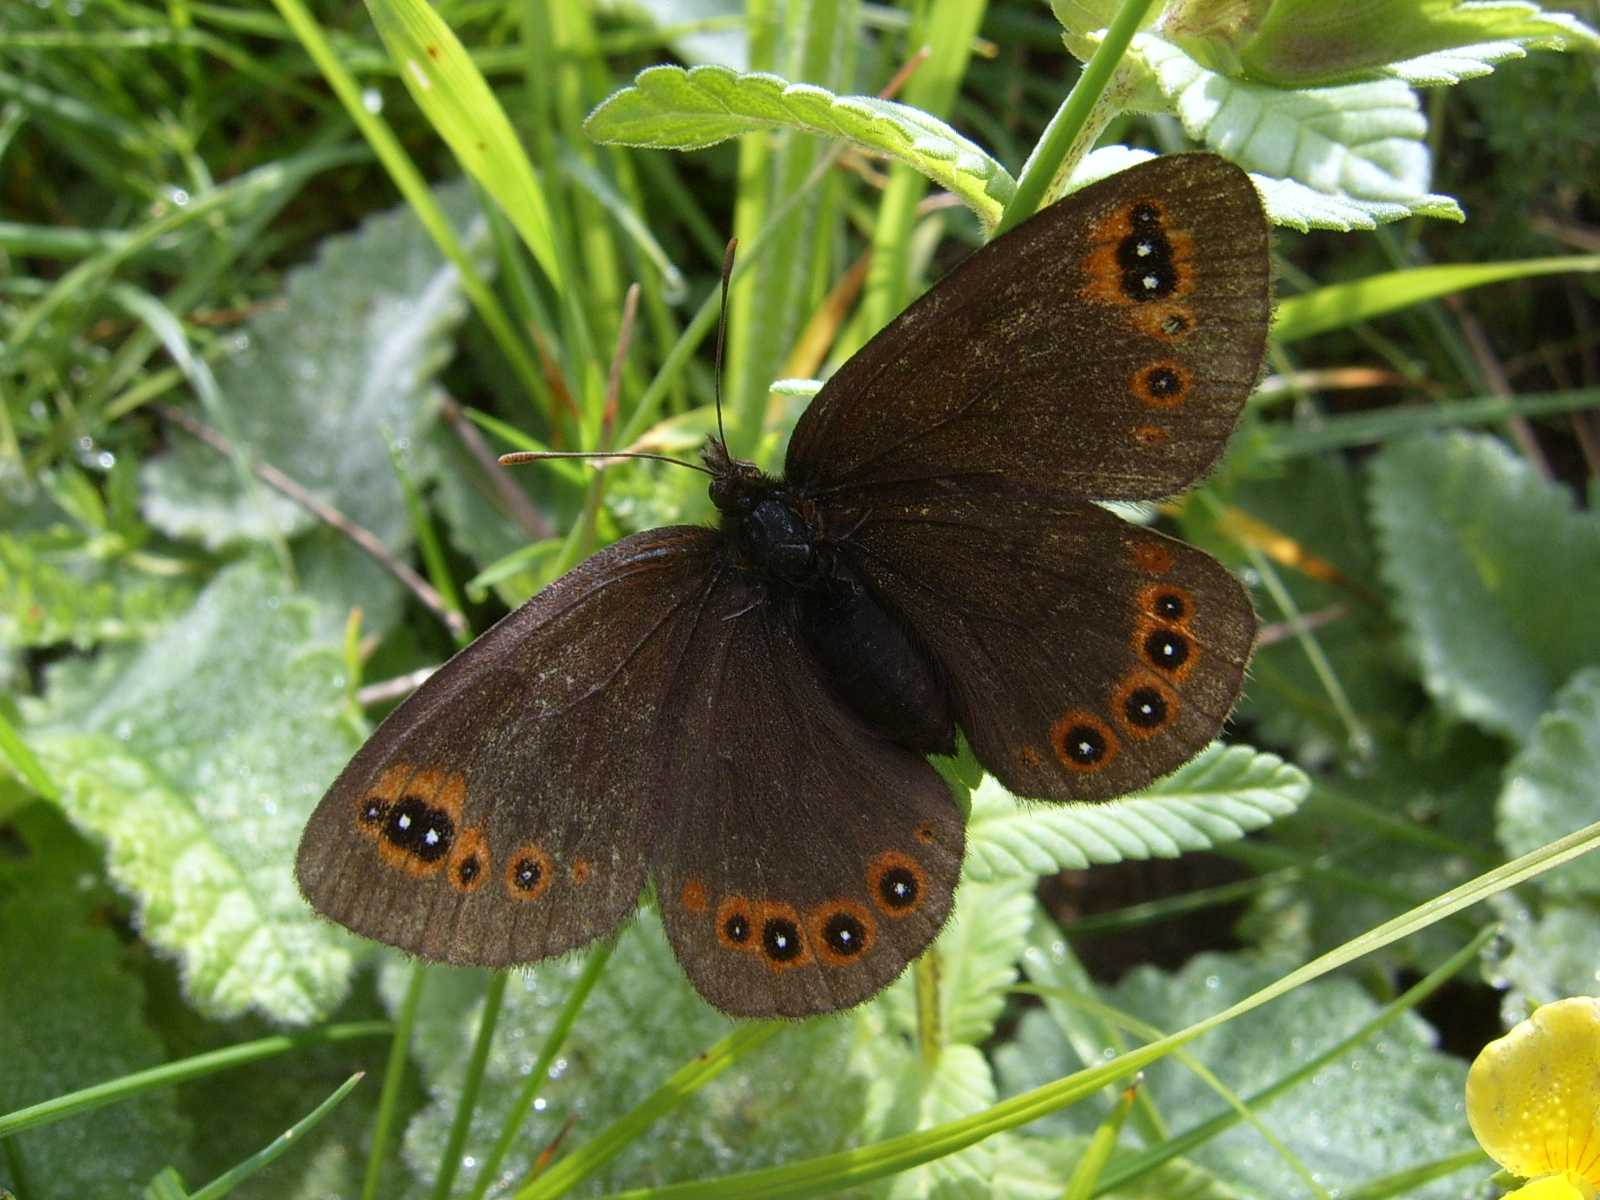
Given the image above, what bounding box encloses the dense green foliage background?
[3,1,1599,1197]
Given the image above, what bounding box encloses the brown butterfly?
[296,153,1270,1018]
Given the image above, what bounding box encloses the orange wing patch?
[680,878,710,914]
[1131,540,1175,576]
[365,764,467,878]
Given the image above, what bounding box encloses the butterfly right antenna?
[712,238,737,456]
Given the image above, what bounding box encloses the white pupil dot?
[424,828,439,845]
[1136,241,1152,256]
[396,813,411,829]
[1142,274,1159,290]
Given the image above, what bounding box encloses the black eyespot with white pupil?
[456,856,480,885]
[1145,629,1191,670]
[1145,367,1182,398]
[383,795,454,862]
[359,797,389,827]
[511,857,542,891]
[762,917,803,961]
[823,911,867,957]
[1154,592,1187,619]
[878,867,919,910]
[1115,213,1176,303]
[1124,687,1168,728]
[1062,724,1108,765]
[724,912,750,944]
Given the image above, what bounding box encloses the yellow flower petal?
[1467,997,1600,1184]
[1503,1172,1596,1200]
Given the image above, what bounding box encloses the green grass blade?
[365,0,563,289]
[1267,388,1600,457]
[0,1023,389,1139]
[516,1022,784,1199]
[1274,256,1600,343]
[188,1072,365,1200]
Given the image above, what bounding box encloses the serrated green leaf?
[21,562,361,1023]
[584,64,1014,226]
[879,879,1035,1049]
[1498,667,1600,897]
[1369,432,1600,741]
[140,183,486,556]
[887,1045,999,1200]
[0,808,191,1200]
[964,746,1307,883]
[1130,34,1461,230]
[1236,0,1600,87]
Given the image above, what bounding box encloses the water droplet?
[362,86,384,114]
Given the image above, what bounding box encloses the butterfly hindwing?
[296,526,720,966]
[786,153,1269,503]
[833,484,1255,801]
[650,571,963,1018]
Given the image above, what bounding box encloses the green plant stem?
[998,0,1156,233]
[467,940,616,1200]
[362,963,428,1200]
[430,972,508,1200]
[0,1022,389,1138]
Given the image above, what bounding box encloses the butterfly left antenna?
[713,238,737,454]
[498,449,714,475]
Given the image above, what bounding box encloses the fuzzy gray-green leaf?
[140,183,486,554]
[1370,432,1600,741]
[24,561,361,1023]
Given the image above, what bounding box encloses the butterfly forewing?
[785,154,1269,502]
[296,526,720,966]
[650,575,963,1018]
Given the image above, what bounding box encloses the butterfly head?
[702,435,770,516]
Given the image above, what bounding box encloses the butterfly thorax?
[704,438,824,589]
[703,436,957,756]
